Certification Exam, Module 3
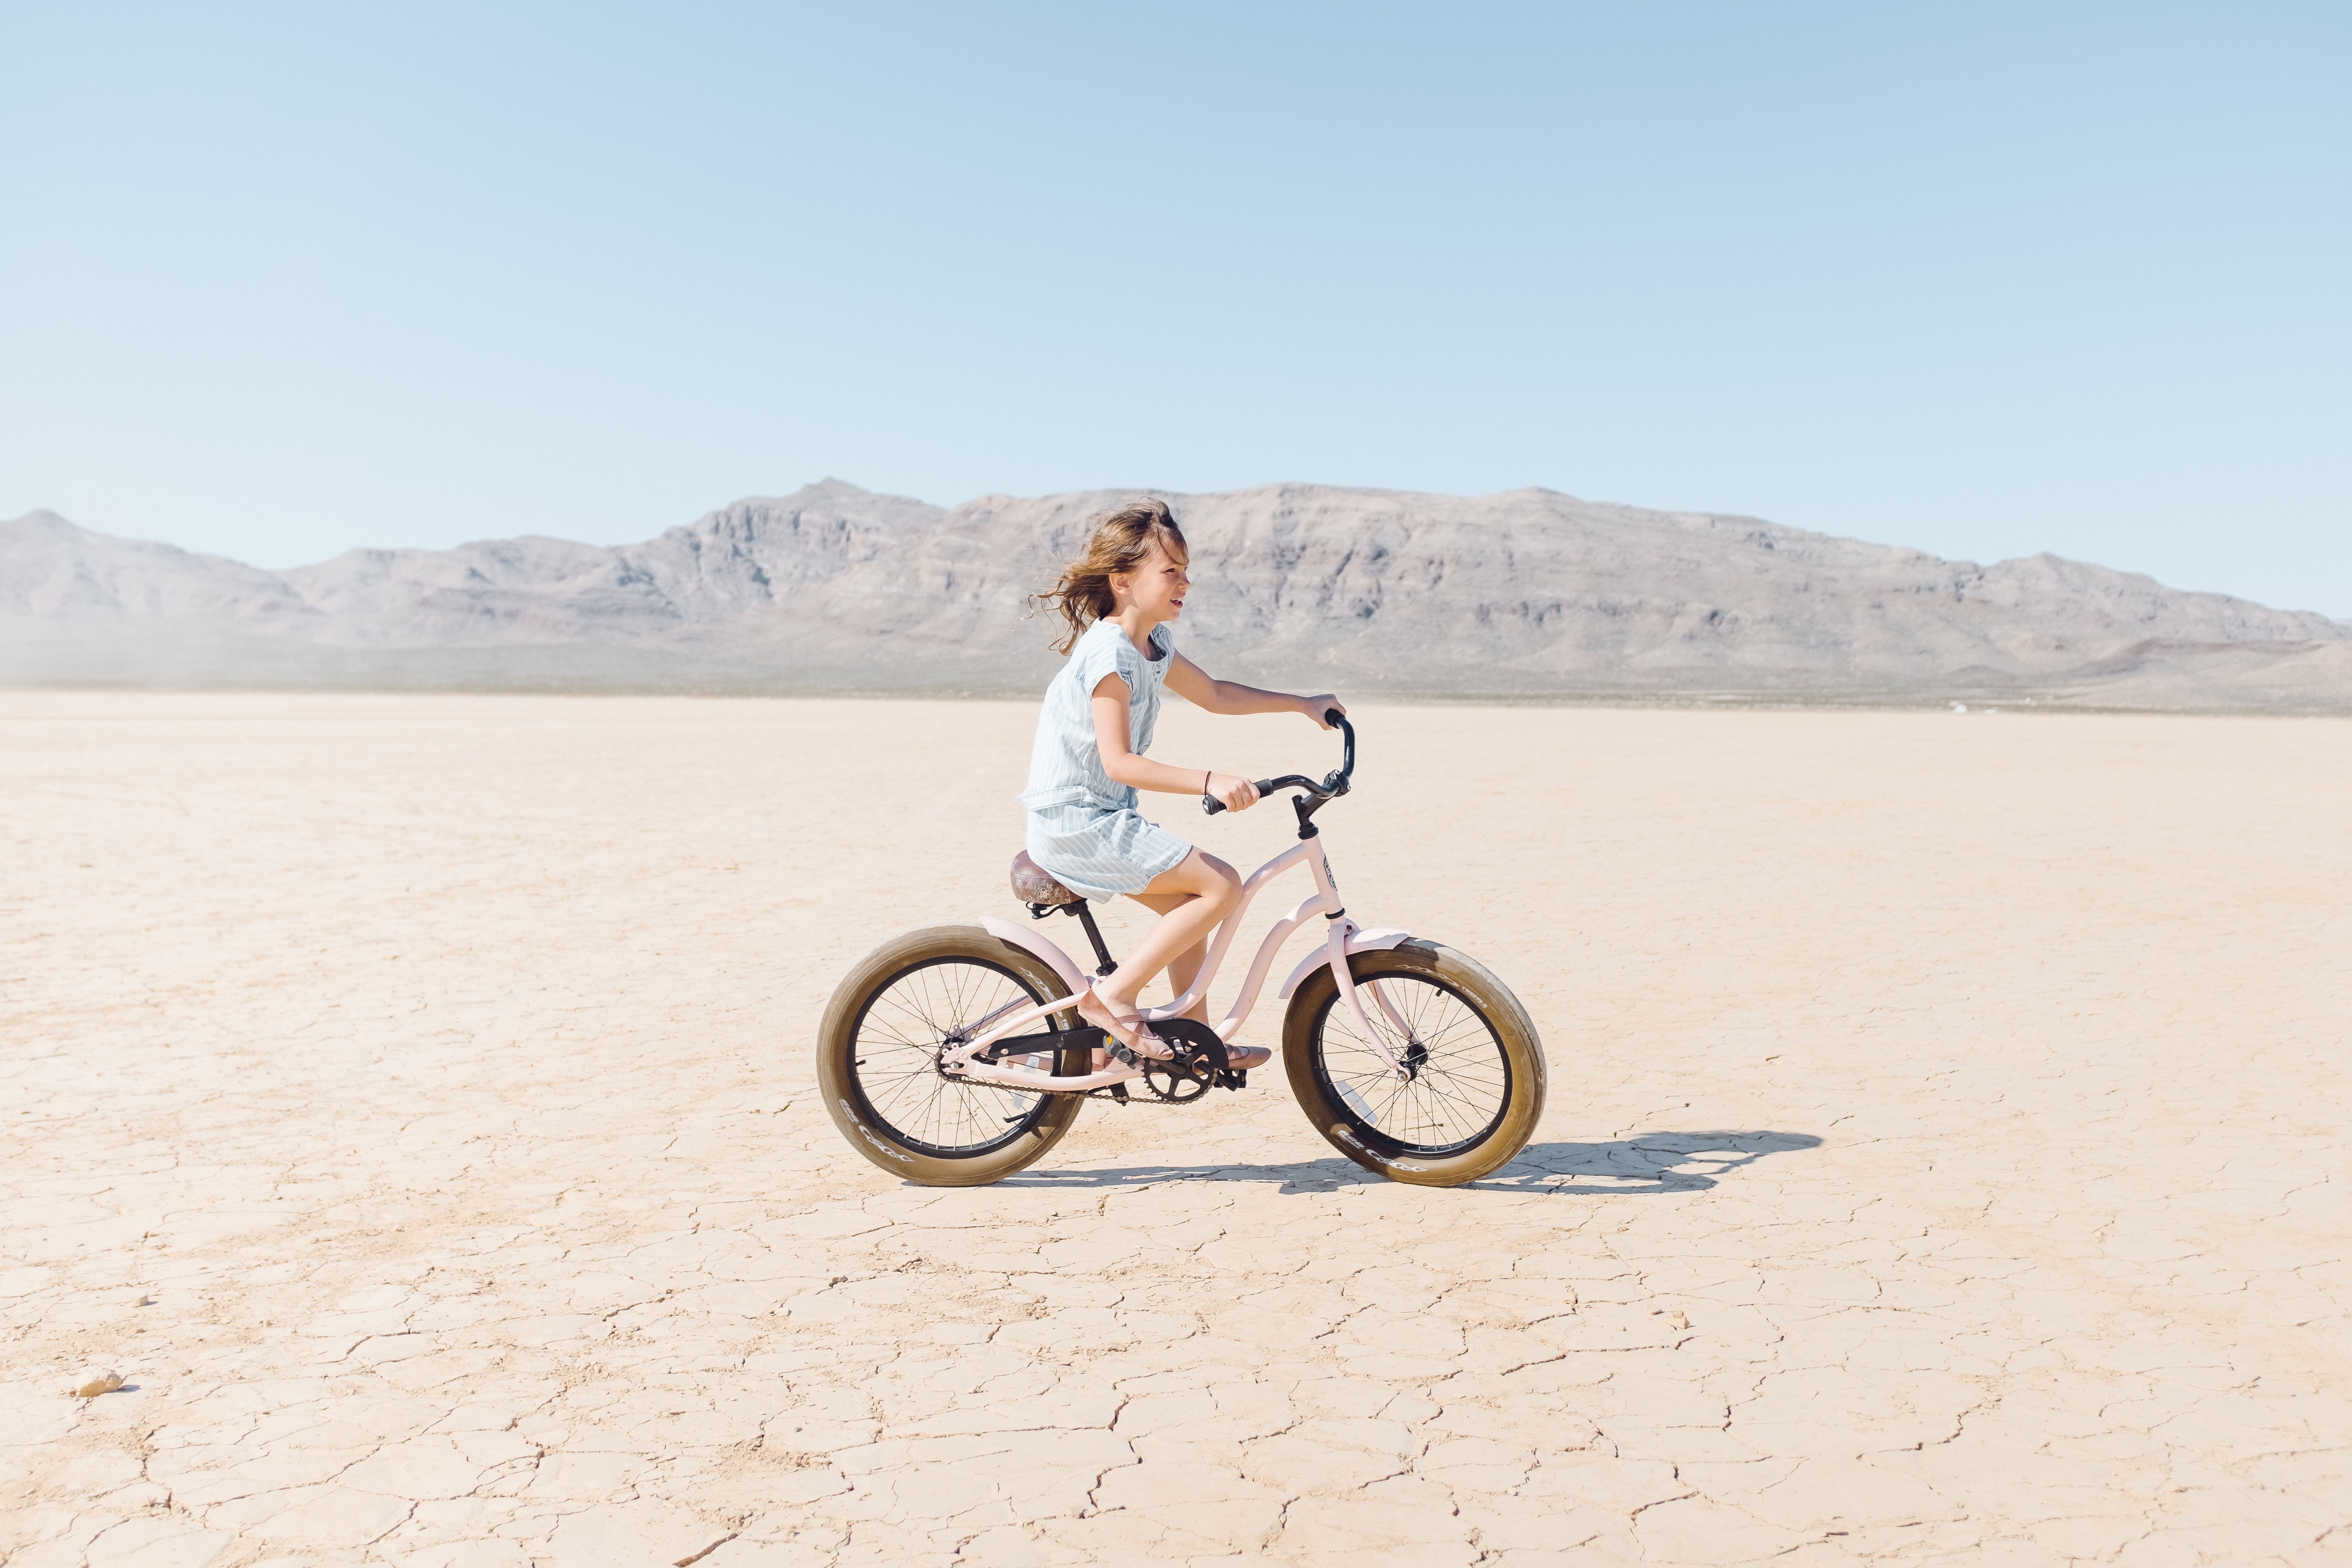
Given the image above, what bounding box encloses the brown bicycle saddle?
[1010,850,1081,906]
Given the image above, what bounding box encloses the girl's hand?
[1207,773,1261,813]
[1299,694,1347,729]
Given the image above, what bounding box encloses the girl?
[1020,497,1344,1071]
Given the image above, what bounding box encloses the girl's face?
[1113,538,1191,623]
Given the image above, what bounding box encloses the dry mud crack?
[3,694,2348,1566]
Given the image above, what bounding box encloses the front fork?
[1307,834,1419,1081]
[1321,917,1421,1080]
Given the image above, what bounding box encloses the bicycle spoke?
[1318,971,1509,1153]
[849,958,1053,1154]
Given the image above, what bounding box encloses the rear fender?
[981,915,1088,995]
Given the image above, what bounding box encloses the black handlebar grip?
[1201,779,1278,815]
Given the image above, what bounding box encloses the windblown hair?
[1030,497,1189,655]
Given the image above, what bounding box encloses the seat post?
[1066,900,1117,976]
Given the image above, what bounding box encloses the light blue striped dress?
[1018,619,1194,900]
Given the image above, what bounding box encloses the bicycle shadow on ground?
[995,1130,1822,1196]
[1468,1129,1824,1194]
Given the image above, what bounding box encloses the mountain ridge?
[4,481,2347,709]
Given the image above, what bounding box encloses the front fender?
[1275,926,1412,1000]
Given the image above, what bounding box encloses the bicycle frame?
[938,826,1416,1095]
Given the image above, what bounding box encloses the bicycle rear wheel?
[1282,940,1545,1186]
[817,926,1090,1185]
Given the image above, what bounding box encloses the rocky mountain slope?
[5,480,2346,707]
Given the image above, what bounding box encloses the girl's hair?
[1031,497,1189,654]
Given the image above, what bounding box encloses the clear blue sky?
[5,3,2347,616]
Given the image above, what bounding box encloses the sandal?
[1223,1045,1272,1071]
[1076,984,1176,1065]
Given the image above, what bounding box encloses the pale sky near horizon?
[4,3,2347,616]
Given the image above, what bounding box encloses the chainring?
[1137,1017,1231,1104]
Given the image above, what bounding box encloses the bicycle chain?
[973,1019,1245,1104]
[1083,1066,1250,1105]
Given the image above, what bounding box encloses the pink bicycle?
[817,715,1546,1187]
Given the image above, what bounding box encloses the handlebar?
[1202,710,1354,815]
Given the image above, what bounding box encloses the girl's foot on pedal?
[1077,985,1176,1063]
[1224,1044,1272,1070]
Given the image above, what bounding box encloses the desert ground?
[4,692,2349,1567]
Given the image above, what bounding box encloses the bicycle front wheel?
[817,925,1090,1186]
[1283,940,1546,1187]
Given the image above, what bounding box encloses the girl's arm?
[1165,653,1346,730]
[1091,675,1261,811]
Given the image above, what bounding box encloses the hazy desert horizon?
[9,479,2348,712]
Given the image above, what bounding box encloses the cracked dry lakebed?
[3,693,2348,1567]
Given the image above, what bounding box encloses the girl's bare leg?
[1077,850,1239,1065]
[1093,849,1239,1016]
[1122,858,1272,1071]
[1082,898,1204,1066]
[1126,891,1213,1024]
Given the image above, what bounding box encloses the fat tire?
[818,925,1089,1186]
[1282,939,1546,1187]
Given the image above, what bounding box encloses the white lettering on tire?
[842,1099,914,1162]
[1333,1123,1427,1172]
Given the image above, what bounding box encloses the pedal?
[1217,1069,1249,1091]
